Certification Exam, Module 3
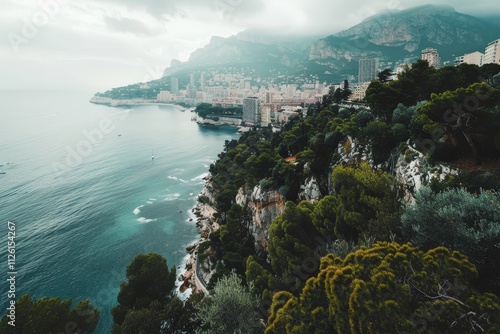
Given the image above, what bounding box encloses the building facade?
[422,48,441,68]
[170,77,179,94]
[242,97,260,126]
[358,58,379,84]
[484,39,500,65]
[349,82,371,102]
[454,51,484,66]
[157,90,172,102]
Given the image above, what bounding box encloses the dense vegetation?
[4,60,500,333]
[265,242,500,333]
[0,295,99,333]
[195,103,243,119]
[194,60,500,333]
[111,253,201,334]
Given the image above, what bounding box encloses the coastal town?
[90,38,500,129]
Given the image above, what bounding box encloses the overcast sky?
[1,0,498,92]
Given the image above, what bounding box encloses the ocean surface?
[0,90,238,332]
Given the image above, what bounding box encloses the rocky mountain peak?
[331,4,497,53]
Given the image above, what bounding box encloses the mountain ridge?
[333,4,498,54]
[159,4,498,81]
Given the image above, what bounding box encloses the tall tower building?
[242,97,260,125]
[265,92,274,104]
[422,48,441,68]
[484,39,500,65]
[170,77,179,95]
[358,58,379,83]
[261,105,272,126]
[190,73,196,87]
[200,72,206,91]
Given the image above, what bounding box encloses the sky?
[1,0,498,93]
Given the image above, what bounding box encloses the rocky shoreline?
[178,179,217,295]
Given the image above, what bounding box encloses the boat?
[151,150,155,160]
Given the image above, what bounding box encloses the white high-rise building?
[261,105,272,126]
[190,73,196,87]
[484,39,500,65]
[422,48,441,68]
[358,58,379,83]
[265,92,274,104]
[171,77,179,94]
[200,72,206,91]
[242,97,260,126]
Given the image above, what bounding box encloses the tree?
[0,294,99,333]
[267,201,322,290]
[365,80,403,123]
[332,87,342,104]
[322,84,337,108]
[245,256,281,306]
[112,253,177,332]
[340,79,352,101]
[414,82,500,163]
[480,63,500,85]
[362,119,397,164]
[196,271,261,334]
[265,242,500,334]
[112,295,202,334]
[402,187,500,295]
[331,163,402,242]
[311,195,338,239]
[217,204,256,277]
[377,68,393,83]
[392,102,424,127]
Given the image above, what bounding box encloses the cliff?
[235,185,285,252]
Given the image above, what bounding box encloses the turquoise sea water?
[0,90,238,332]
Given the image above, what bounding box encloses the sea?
[0,90,239,332]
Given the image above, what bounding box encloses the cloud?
[104,16,160,36]
[2,0,499,91]
[230,0,500,36]
[95,0,266,22]
[99,0,178,19]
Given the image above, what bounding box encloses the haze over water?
[0,90,238,332]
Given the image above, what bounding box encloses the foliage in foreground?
[265,242,500,334]
[196,271,262,334]
[403,187,500,294]
[0,294,99,334]
[111,252,201,334]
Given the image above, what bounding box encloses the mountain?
[479,15,500,27]
[332,5,498,54]
[162,30,317,78]
[161,4,499,82]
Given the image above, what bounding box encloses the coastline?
[177,176,217,296]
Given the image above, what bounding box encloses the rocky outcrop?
[394,144,457,203]
[298,177,322,201]
[178,176,217,295]
[308,37,382,61]
[333,136,375,168]
[236,185,285,252]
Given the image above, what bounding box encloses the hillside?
[179,60,500,333]
[161,4,498,82]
